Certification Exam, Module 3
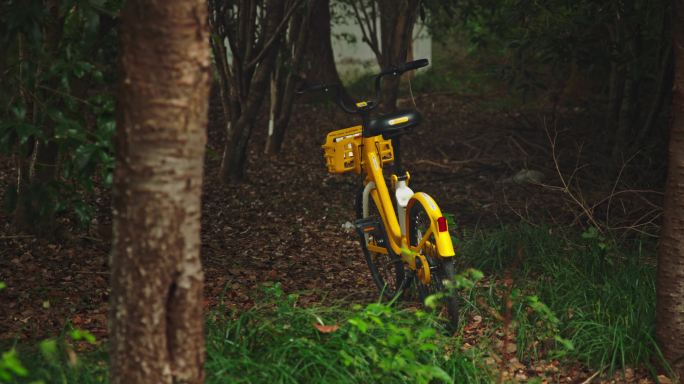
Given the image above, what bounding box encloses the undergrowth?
[2,284,492,384]
[205,283,490,383]
[458,224,662,375]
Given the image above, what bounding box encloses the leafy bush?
[206,283,491,384]
[0,0,120,230]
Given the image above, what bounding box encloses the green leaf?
[14,122,41,144]
[468,268,484,281]
[39,339,58,362]
[423,365,453,383]
[554,336,574,350]
[387,333,404,346]
[11,106,26,120]
[417,328,436,340]
[339,350,354,366]
[74,144,96,172]
[418,343,438,352]
[102,171,113,187]
[581,226,599,239]
[424,293,444,309]
[1,349,28,377]
[70,329,97,344]
[0,282,6,291]
[348,318,368,333]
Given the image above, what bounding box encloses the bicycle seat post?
[392,136,405,179]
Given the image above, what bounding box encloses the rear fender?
[406,192,455,257]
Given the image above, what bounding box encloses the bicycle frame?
[359,135,455,278]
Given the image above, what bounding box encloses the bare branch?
[350,0,382,63]
[245,0,304,69]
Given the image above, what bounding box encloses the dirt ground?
[0,87,664,382]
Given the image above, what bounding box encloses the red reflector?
[437,217,448,232]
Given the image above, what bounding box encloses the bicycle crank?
[415,254,431,284]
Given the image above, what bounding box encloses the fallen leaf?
[506,342,517,354]
[313,323,339,333]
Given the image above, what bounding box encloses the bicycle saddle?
[365,109,422,139]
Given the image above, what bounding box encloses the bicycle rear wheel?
[407,202,460,327]
[356,187,406,299]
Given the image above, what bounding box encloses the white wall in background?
[330,13,432,81]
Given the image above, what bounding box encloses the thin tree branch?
[245,0,304,69]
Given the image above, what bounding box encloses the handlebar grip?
[399,58,429,72]
[378,58,429,77]
[296,83,338,94]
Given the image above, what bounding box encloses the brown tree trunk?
[210,35,234,139]
[110,0,210,383]
[612,25,643,163]
[656,1,684,380]
[377,0,419,112]
[638,2,674,143]
[218,0,284,182]
[12,2,64,234]
[13,32,36,232]
[265,2,313,156]
[301,0,345,86]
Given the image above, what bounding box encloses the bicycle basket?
[322,125,394,174]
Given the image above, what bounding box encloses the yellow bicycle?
[301,59,459,324]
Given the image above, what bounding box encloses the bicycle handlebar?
[298,58,429,115]
[297,83,359,114]
[378,58,429,77]
[398,58,429,73]
[296,83,335,95]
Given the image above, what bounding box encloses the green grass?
[2,284,491,384]
[457,225,661,374]
[206,283,490,383]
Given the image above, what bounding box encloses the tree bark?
[347,0,418,112]
[377,0,419,112]
[265,2,313,155]
[656,0,684,379]
[638,2,674,143]
[612,24,643,163]
[110,1,210,383]
[217,0,292,184]
[301,0,346,86]
[12,32,36,233]
[210,35,234,139]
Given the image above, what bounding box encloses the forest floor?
[0,88,665,383]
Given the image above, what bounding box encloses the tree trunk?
[218,0,284,183]
[210,35,234,139]
[612,25,643,163]
[377,0,419,112]
[656,1,684,379]
[13,139,35,232]
[638,2,674,143]
[301,0,345,86]
[12,33,36,233]
[110,0,210,383]
[265,68,284,155]
[265,3,313,156]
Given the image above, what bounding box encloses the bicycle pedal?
[354,217,380,234]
